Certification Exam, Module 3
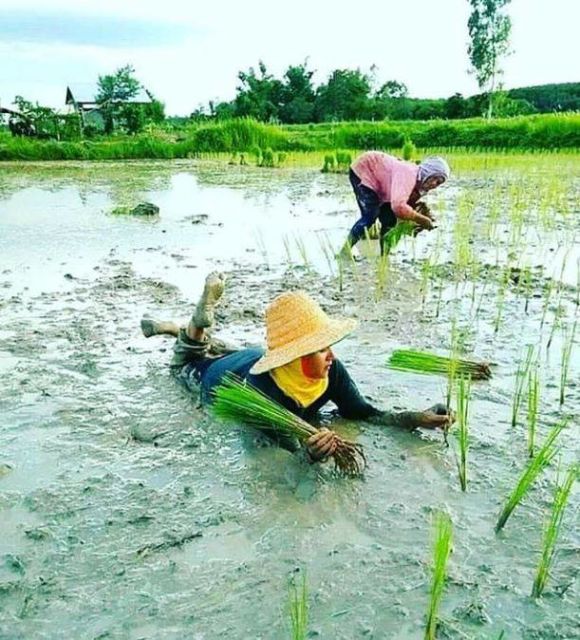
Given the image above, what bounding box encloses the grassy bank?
[1,113,580,161]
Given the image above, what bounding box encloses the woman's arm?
[328,361,452,430]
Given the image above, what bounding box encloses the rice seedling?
[425,512,453,640]
[495,420,567,533]
[531,464,578,598]
[455,376,471,491]
[546,301,564,351]
[381,221,416,254]
[294,235,310,270]
[511,345,535,427]
[527,365,540,458]
[212,375,365,476]
[288,572,308,640]
[494,266,511,334]
[559,317,577,406]
[316,232,336,277]
[254,230,270,268]
[540,277,555,330]
[283,234,293,265]
[402,137,416,161]
[374,253,390,301]
[387,350,492,381]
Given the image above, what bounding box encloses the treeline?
[2,114,579,161]
[191,61,580,124]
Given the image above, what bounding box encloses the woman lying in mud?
[141,272,454,462]
[341,152,450,256]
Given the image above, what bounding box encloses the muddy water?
[0,159,578,639]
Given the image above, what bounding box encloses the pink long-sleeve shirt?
[351,151,419,219]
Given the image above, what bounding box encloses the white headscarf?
[417,156,451,187]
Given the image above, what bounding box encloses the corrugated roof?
[66,83,152,105]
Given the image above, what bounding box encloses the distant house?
[65,83,153,129]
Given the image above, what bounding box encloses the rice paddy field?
[0,152,578,639]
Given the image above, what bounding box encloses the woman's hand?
[418,404,456,429]
[306,428,338,462]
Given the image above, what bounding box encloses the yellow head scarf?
[270,357,329,408]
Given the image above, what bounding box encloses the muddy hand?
[419,404,456,429]
[306,428,338,461]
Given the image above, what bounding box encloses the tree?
[467,0,512,118]
[233,61,284,121]
[96,65,141,133]
[376,80,408,100]
[279,62,316,124]
[315,69,372,121]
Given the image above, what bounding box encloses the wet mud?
[0,160,579,639]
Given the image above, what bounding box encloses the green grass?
[387,349,492,380]
[288,572,308,640]
[425,512,453,640]
[531,465,578,598]
[2,113,580,161]
[495,420,567,532]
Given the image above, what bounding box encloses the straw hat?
[250,291,357,374]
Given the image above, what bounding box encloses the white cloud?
[0,0,578,115]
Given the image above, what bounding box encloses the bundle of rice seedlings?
[531,464,578,598]
[387,349,492,381]
[382,220,417,254]
[212,375,365,476]
[425,512,453,640]
[495,420,567,533]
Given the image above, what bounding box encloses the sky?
[0,0,578,116]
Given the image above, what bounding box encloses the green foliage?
[95,65,160,134]
[2,114,580,161]
[234,61,284,122]
[8,96,82,141]
[467,0,512,117]
[314,68,373,121]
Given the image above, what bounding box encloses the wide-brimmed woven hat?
[250,291,357,374]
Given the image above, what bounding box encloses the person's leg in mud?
[140,272,235,389]
[378,203,398,256]
[340,169,381,257]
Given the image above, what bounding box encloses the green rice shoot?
[511,345,535,427]
[527,365,540,458]
[289,572,308,640]
[382,220,417,254]
[425,512,453,640]
[456,376,471,492]
[560,317,577,406]
[495,420,567,533]
[531,464,578,598]
[387,349,492,381]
